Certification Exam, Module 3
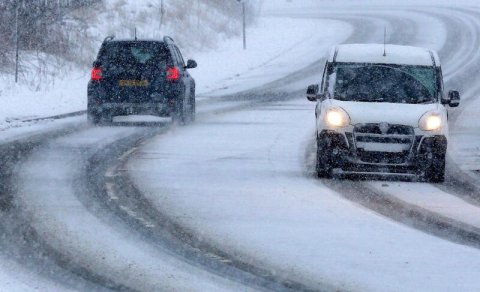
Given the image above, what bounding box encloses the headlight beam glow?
[419,112,443,131]
[325,107,350,128]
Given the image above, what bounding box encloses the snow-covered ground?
[370,181,480,227]
[0,256,77,292]
[450,83,480,172]
[5,0,480,291]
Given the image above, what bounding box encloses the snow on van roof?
[329,44,440,66]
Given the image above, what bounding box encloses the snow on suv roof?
[329,44,440,66]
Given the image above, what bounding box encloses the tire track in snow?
[82,140,324,292]
[0,126,133,292]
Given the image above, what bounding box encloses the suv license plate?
[118,80,149,87]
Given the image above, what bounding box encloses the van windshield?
[331,63,437,104]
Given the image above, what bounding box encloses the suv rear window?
[98,41,170,66]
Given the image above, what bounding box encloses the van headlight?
[419,111,443,131]
[325,107,350,128]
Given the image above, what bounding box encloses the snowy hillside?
[0,0,253,129]
[77,0,250,65]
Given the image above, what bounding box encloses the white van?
[307,44,460,182]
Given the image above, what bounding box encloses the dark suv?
[87,36,197,124]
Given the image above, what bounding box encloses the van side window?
[320,62,328,93]
[324,62,335,97]
[436,67,444,98]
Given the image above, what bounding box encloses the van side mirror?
[306,84,319,102]
[186,59,197,69]
[448,90,460,107]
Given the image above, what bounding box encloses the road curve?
[4,3,480,292]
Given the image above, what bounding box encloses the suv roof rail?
[103,35,115,43]
[163,36,175,44]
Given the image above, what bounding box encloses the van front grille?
[353,123,414,164]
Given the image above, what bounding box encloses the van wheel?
[424,154,445,183]
[316,139,333,178]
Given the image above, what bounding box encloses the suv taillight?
[91,67,102,81]
[166,67,180,82]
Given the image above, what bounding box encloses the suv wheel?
[173,100,186,125]
[189,90,196,122]
[88,112,101,125]
[316,138,333,178]
[424,153,445,183]
[87,108,103,125]
[102,112,113,125]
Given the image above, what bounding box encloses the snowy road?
[3,2,480,291]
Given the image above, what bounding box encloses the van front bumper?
[317,130,447,176]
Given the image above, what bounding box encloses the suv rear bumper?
[88,102,175,117]
[87,80,183,117]
[317,130,447,175]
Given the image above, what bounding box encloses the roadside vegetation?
[0,0,255,89]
